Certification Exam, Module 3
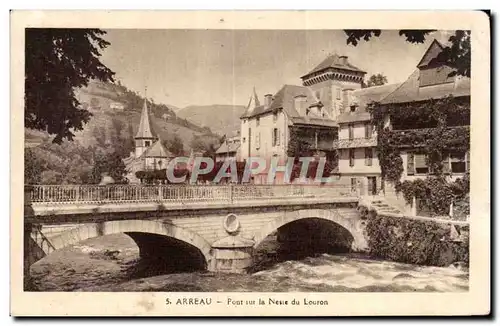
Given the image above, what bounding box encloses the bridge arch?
[253,209,367,250]
[35,220,212,266]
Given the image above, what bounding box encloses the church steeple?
[134,94,157,158]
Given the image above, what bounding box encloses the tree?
[366,73,388,87]
[89,150,127,184]
[344,30,470,77]
[25,28,115,144]
[24,149,43,184]
[168,135,184,156]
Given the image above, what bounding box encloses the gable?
[417,39,445,68]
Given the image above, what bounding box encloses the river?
[29,234,468,292]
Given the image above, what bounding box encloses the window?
[256,117,260,126]
[315,90,321,100]
[272,128,280,146]
[365,148,373,166]
[336,87,341,100]
[349,149,355,167]
[348,124,354,140]
[414,153,428,174]
[256,133,261,149]
[407,152,415,175]
[449,151,467,173]
[365,123,373,138]
[145,141,151,147]
[350,105,356,112]
[351,178,357,192]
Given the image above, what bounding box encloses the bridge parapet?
[28,184,358,206]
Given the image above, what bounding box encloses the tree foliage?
[25,28,115,143]
[344,29,471,77]
[366,73,388,87]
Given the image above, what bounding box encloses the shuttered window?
[442,154,450,173]
[365,123,373,138]
[407,152,415,175]
[365,148,373,166]
[450,151,466,173]
[349,149,355,167]
[348,124,354,140]
[272,128,280,147]
[414,153,428,174]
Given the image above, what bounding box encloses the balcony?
[333,136,377,149]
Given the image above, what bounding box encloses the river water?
[29,234,468,292]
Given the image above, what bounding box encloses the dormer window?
[145,141,151,147]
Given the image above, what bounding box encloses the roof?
[241,85,320,119]
[216,141,241,155]
[380,39,470,105]
[417,39,445,68]
[135,99,157,139]
[380,69,470,105]
[337,83,400,124]
[301,54,366,78]
[142,139,173,158]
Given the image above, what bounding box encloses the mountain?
[176,104,246,136]
[25,80,222,185]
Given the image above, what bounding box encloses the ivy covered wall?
[367,95,470,216]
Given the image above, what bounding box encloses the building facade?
[215,132,242,163]
[239,54,367,184]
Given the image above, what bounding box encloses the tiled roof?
[241,85,324,121]
[381,39,470,105]
[301,54,366,78]
[142,139,173,158]
[216,141,241,154]
[380,69,470,105]
[337,83,400,124]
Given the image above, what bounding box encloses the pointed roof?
[135,99,157,139]
[417,39,445,68]
[142,139,173,158]
[301,53,366,79]
[240,89,264,118]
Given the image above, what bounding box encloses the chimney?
[264,94,273,108]
[339,55,348,65]
[294,95,307,115]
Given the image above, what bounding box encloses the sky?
[99,29,453,109]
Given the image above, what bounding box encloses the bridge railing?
[28,184,357,205]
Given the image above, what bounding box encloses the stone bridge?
[24,184,367,275]
[24,184,469,277]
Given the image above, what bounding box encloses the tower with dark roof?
[300,54,367,121]
[135,98,158,158]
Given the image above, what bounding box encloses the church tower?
[300,54,366,120]
[135,98,157,158]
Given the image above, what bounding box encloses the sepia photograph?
[11,10,490,316]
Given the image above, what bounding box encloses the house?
[334,83,400,195]
[239,54,366,184]
[215,132,241,163]
[123,98,174,183]
[110,102,125,111]
[378,39,470,185]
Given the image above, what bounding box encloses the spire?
[253,87,260,107]
[135,96,156,139]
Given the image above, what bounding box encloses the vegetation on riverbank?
[365,211,469,267]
